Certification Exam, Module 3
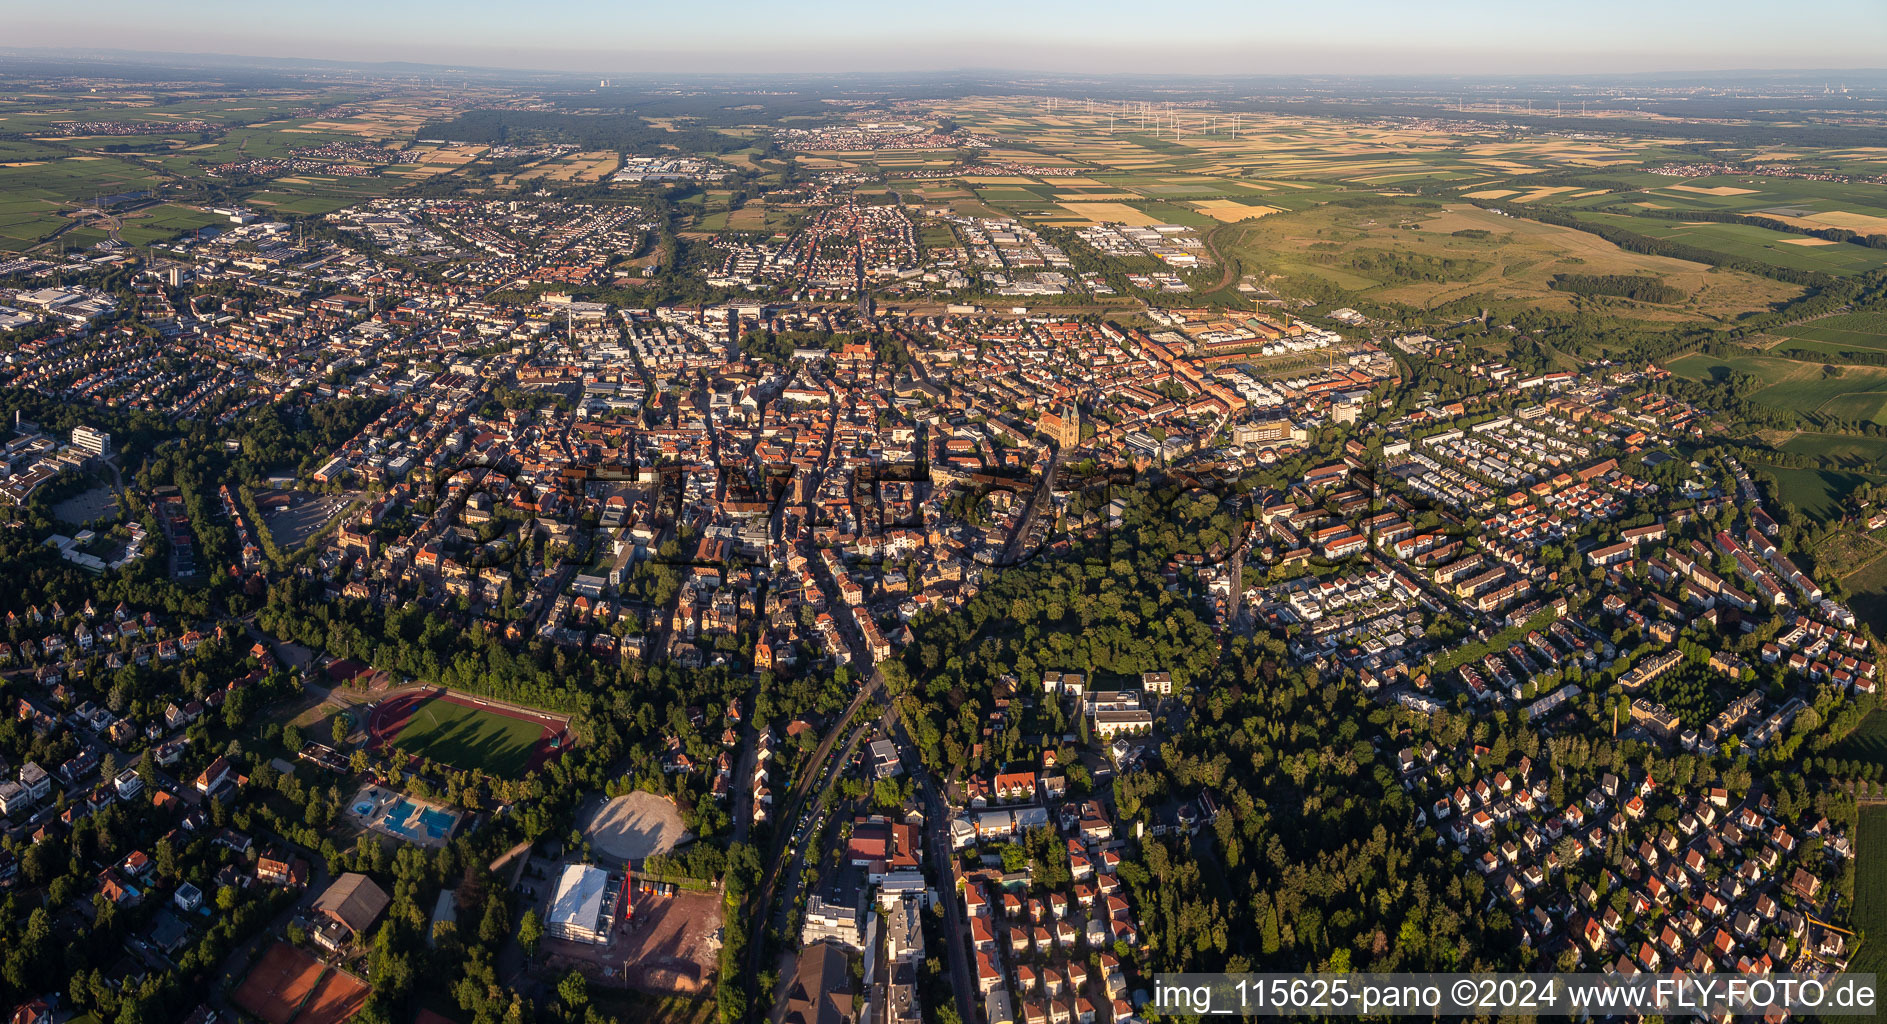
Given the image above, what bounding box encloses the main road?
[994,453,1060,568]
[891,713,976,1024]
[741,666,885,981]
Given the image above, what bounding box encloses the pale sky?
[10,0,1887,75]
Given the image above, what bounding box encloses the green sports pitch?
[383,693,552,778]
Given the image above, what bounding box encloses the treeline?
[1550,273,1688,304]
[413,110,747,155]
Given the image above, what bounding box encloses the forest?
[1549,273,1688,304]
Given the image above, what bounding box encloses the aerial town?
[0,26,1884,1024]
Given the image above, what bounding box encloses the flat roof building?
[547,863,611,944]
[71,426,111,458]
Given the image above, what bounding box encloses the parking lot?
[53,484,118,526]
[263,491,358,549]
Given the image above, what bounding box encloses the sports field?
[297,968,373,1024]
[369,689,568,778]
[233,942,328,1024]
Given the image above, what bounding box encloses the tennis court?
[232,942,325,1024]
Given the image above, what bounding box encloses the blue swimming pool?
[382,799,457,841]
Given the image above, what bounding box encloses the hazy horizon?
[8,0,1886,78]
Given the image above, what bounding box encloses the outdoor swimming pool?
[382,798,458,842]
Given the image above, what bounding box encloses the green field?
[1852,804,1887,978]
[1847,552,1887,642]
[1747,462,1884,522]
[0,155,171,250]
[118,203,227,246]
[1831,709,1887,767]
[1208,197,1801,320]
[1568,211,1887,276]
[1543,173,1887,219]
[1668,352,1887,423]
[1770,312,1887,363]
[390,694,548,778]
[1777,432,1887,469]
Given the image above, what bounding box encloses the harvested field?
[1769,210,1887,236]
[1512,186,1580,202]
[1189,200,1279,222]
[1055,202,1162,225]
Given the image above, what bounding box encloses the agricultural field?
[0,86,509,253]
[1775,431,1887,469]
[1745,462,1884,522]
[1846,552,1887,642]
[508,149,621,183]
[0,155,171,250]
[962,172,1333,229]
[1669,352,1887,424]
[0,91,335,135]
[1851,804,1887,979]
[1764,311,1887,362]
[1211,199,1800,318]
[1829,709,1887,768]
[115,203,228,245]
[1565,211,1887,276]
[381,142,487,180]
[1543,172,1887,220]
[697,202,801,233]
[244,174,403,214]
[922,97,1675,184]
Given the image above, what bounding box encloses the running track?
[365,687,572,775]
